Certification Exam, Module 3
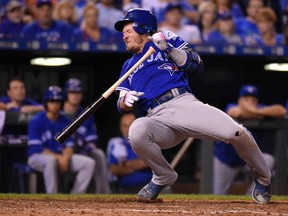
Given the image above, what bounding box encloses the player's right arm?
[118,90,144,112]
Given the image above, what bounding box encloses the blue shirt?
[73,26,114,43]
[27,111,74,157]
[116,31,193,116]
[107,137,152,188]
[0,19,25,40]
[0,96,42,112]
[21,20,73,42]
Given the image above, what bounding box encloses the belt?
[150,87,187,109]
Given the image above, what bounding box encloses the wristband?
[165,43,174,55]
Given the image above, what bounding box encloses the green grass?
[0,193,287,201]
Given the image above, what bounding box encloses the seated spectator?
[53,0,79,31]
[27,85,95,194]
[255,7,284,46]
[0,0,26,40]
[212,0,244,18]
[198,1,224,44]
[159,3,202,45]
[106,113,152,193]
[96,0,124,33]
[20,0,73,43]
[0,77,44,113]
[213,84,286,195]
[216,11,243,45]
[234,0,263,45]
[62,78,111,194]
[74,2,114,43]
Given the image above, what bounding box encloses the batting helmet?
[239,85,258,98]
[114,8,157,35]
[43,85,63,103]
[64,78,82,93]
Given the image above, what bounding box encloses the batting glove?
[148,32,174,54]
[123,91,144,107]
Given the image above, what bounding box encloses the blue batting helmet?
[64,78,82,93]
[43,85,63,102]
[114,8,157,35]
[239,85,258,98]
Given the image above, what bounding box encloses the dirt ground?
[0,197,288,216]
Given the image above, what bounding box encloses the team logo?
[158,63,178,76]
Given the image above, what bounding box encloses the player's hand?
[148,32,170,51]
[123,91,144,107]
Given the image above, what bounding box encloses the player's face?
[239,96,258,106]
[7,80,26,103]
[47,100,62,114]
[67,92,83,106]
[120,114,136,139]
[122,23,148,53]
[37,5,53,26]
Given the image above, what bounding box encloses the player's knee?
[128,119,151,148]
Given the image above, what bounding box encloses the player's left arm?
[149,31,203,75]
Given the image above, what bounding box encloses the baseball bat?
[55,46,156,144]
[170,137,194,169]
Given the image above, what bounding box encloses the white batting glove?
[123,91,144,107]
[148,32,174,54]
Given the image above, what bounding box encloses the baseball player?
[213,84,286,195]
[114,8,272,204]
[27,85,95,194]
[63,78,111,194]
[106,113,152,193]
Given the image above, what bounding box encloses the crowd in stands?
[0,0,287,46]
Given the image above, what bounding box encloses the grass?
[0,193,287,201]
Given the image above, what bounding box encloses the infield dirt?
[0,197,288,216]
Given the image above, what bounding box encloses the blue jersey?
[0,96,41,112]
[116,31,192,115]
[215,102,274,167]
[63,107,98,149]
[73,26,113,43]
[107,137,152,188]
[20,20,73,42]
[0,19,25,40]
[27,111,74,157]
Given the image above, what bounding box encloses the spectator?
[255,7,284,46]
[62,78,111,194]
[198,1,224,44]
[213,84,286,195]
[96,0,124,33]
[234,0,263,45]
[0,77,44,113]
[216,11,243,45]
[212,0,244,18]
[159,3,202,45]
[27,85,95,194]
[74,2,114,43]
[106,113,152,193]
[20,0,73,43]
[53,0,79,31]
[0,0,26,40]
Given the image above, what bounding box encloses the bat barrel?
[55,96,106,143]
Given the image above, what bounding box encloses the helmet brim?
[114,19,134,32]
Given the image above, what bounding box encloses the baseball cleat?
[137,181,166,201]
[252,180,271,204]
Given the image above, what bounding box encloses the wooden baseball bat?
[170,137,194,169]
[55,46,156,144]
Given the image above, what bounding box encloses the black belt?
[150,87,187,109]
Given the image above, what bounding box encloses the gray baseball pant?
[128,93,271,187]
[28,153,95,194]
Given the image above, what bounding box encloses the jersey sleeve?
[27,116,44,156]
[106,137,127,165]
[115,59,133,93]
[163,30,189,50]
